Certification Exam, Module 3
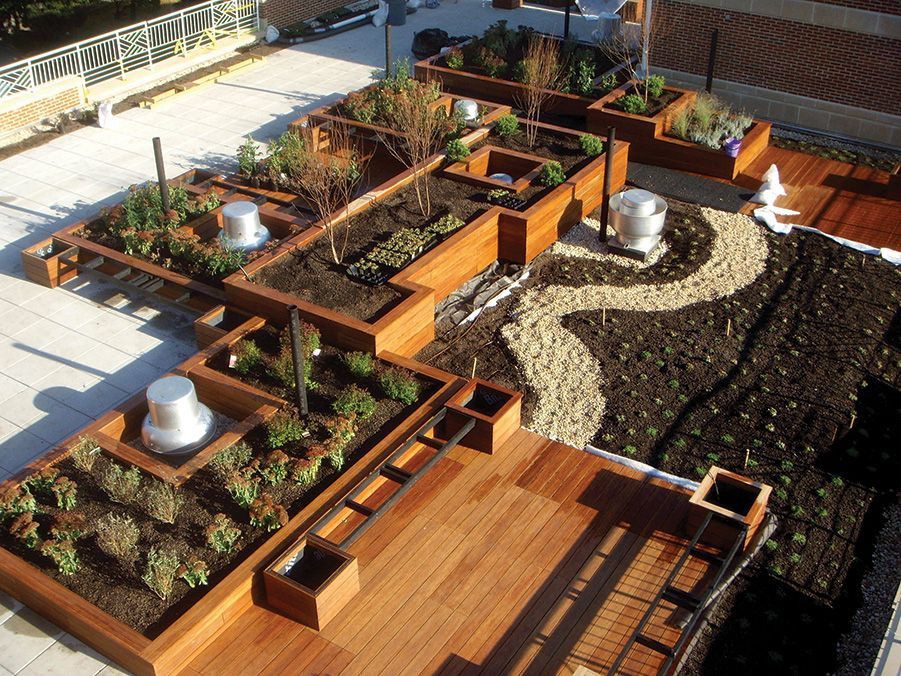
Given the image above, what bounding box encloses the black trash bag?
[412,28,450,59]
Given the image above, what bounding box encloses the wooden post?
[288,305,309,416]
[152,137,170,213]
[599,126,616,243]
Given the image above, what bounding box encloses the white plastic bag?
[407,0,422,8]
[750,163,787,205]
[97,102,115,129]
[372,0,388,27]
[265,25,279,43]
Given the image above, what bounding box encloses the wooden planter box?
[21,237,78,288]
[263,535,359,630]
[441,378,522,454]
[586,81,772,180]
[194,304,255,349]
[888,163,901,201]
[443,145,548,193]
[686,467,771,551]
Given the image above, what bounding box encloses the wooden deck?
[738,146,901,251]
[184,429,718,675]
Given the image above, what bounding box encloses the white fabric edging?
[584,445,700,491]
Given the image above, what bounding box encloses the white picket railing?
[0,0,261,101]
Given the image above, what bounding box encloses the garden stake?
[599,126,616,243]
[287,305,309,417]
[563,3,571,39]
[152,137,170,213]
[850,413,856,428]
[744,449,750,469]
[726,318,732,337]
[602,307,606,327]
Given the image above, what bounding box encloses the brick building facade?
[261,0,351,30]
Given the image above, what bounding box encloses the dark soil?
[0,336,435,637]
[605,87,683,117]
[251,127,590,322]
[771,135,901,172]
[418,202,901,674]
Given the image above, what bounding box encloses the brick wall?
[0,80,85,134]
[262,0,350,29]
[652,1,901,116]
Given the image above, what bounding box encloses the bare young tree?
[514,34,562,147]
[282,121,367,265]
[599,3,665,103]
[377,78,450,218]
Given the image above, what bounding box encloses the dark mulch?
[418,204,901,674]
[627,163,754,213]
[605,88,683,117]
[0,336,435,637]
[251,128,590,322]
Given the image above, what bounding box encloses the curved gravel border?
[503,208,769,447]
[549,216,671,268]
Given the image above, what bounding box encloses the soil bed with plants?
[0,325,435,637]
[417,202,901,673]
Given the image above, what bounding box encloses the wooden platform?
[738,146,901,251]
[184,429,718,675]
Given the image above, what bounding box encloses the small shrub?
[141,479,183,524]
[209,441,253,481]
[206,513,241,554]
[445,46,464,70]
[249,494,288,532]
[578,134,604,157]
[266,411,307,448]
[96,514,140,563]
[324,414,357,450]
[231,339,263,375]
[267,345,316,392]
[599,73,619,92]
[50,476,77,511]
[9,513,41,549]
[50,513,86,542]
[619,94,648,115]
[325,437,346,472]
[226,468,260,509]
[446,138,471,162]
[41,539,80,575]
[71,435,101,472]
[291,458,320,487]
[379,367,421,405]
[342,351,374,378]
[494,114,520,137]
[98,461,141,504]
[537,161,565,187]
[622,445,637,457]
[332,385,377,420]
[644,74,665,99]
[143,547,181,600]
[178,560,209,588]
[237,136,260,179]
[569,50,595,96]
[25,467,58,494]
[259,450,290,486]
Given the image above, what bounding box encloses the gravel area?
[502,208,768,447]
[549,216,670,268]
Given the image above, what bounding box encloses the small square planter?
[687,466,771,551]
[263,535,359,630]
[193,304,255,349]
[442,378,522,454]
[443,145,547,194]
[21,238,79,288]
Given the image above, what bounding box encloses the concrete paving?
[0,2,585,672]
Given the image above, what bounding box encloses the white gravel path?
[503,207,769,447]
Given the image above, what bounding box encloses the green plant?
[143,547,181,600]
[50,513,86,542]
[667,379,680,390]
[9,513,40,549]
[141,479,183,524]
[209,441,253,481]
[333,385,377,420]
[231,339,263,375]
[226,468,260,509]
[206,513,241,554]
[178,560,209,588]
[764,539,779,552]
[791,532,807,546]
[98,461,141,505]
[599,73,619,92]
[721,434,735,444]
[237,136,260,179]
[425,214,465,239]
[706,452,720,463]
[25,467,58,494]
[95,514,139,563]
[831,476,845,488]
[71,435,101,472]
[487,188,512,204]
[445,46,464,70]
[259,450,290,486]
[50,476,77,511]
[537,161,565,187]
[378,367,421,404]
[494,114,520,137]
[569,51,595,96]
[775,488,788,501]
[249,494,288,532]
[789,553,802,565]
[476,46,506,78]
[342,351,374,378]
[622,445,637,457]
[646,427,658,438]
[779,474,792,486]
[290,458,319,487]
[445,138,471,163]
[326,439,346,472]
[578,134,604,157]
[618,94,648,115]
[41,538,80,575]
[644,74,665,99]
[266,410,307,448]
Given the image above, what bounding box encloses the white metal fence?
[0,0,260,101]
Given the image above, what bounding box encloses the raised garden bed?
[21,237,79,288]
[442,378,522,454]
[688,466,771,550]
[586,81,772,180]
[0,315,464,675]
[194,304,255,349]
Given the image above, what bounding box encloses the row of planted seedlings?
[223,62,626,356]
[415,20,770,179]
[0,315,449,645]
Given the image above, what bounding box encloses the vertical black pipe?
[705,28,719,93]
[288,305,309,416]
[599,126,616,243]
[385,24,392,78]
[563,4,571,40]
[152,137,170,213]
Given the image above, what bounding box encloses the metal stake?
[563,3,571,40]
[705,29,719,93]
[599,126,616,243]
[152,137,170,213]
[288,305,309,416]
[385,24,392,78]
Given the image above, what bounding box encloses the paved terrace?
[0,3,581,673]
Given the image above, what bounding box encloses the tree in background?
[514,35,562,148]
